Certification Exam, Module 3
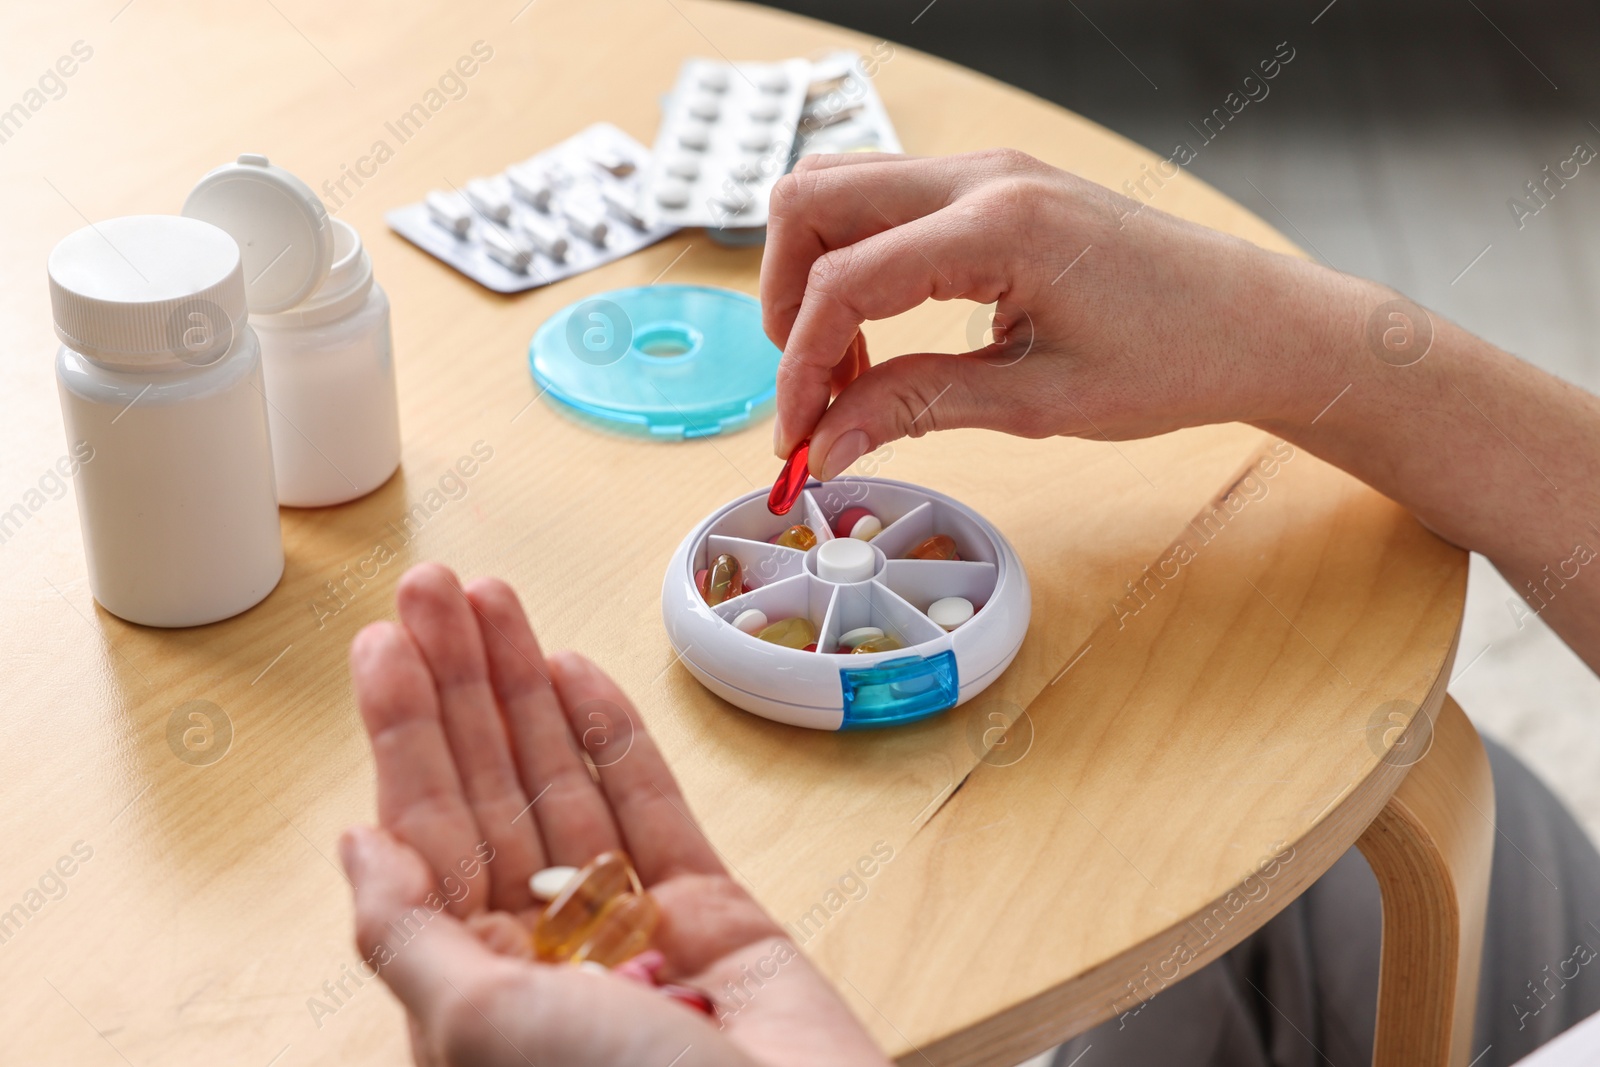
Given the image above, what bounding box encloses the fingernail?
[339,826,371,879]
[820,428,870,480]
[772,414,787,457]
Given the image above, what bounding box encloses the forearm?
[1249,255,1600,671]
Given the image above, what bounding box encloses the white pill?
[666,154,700,180]
[425,190,472,236]
[678,124,712,151]
[515,212,569,259]
[529,865,579,902]
[464,177,512,223]
[837,626,885,649]
[712,182,753,213]
[479,224,532,272]
[506,165,553,211]
[841,514,882,540]
[656,180,692,208]
[732,608,768,635]
[757,70,789,93]
[697,66,730,92]
[816,538,875,584]
[928,596,975,631]
[732,158,765,182]
[563,200,609,245]
[600,184,647,230]
[688,94,721,121]
[738,129,772,153]
[748,100,780,123]
[589,146,635,177]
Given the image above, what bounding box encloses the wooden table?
[0,2,1490,1065]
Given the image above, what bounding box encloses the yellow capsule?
[907,534,960,561]
[704,553,744,606]
[533,850,640,961]
[570,891,660,967]
[772,524,818,551]
[756,616,818,649]
[849,634,905,654]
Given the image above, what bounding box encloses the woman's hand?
[342,562,890,1067]
[761,149,1356,476]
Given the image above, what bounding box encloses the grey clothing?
[1054,739,1600,1067]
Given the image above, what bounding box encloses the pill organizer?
[662,478,1031,730]
[644,58,812,230]
[386,123,676,294]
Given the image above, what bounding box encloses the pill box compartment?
[663,478,1031,730]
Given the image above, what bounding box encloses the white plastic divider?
[797,490,838,545]
[808,479,930,538]
[878,559,998,614]
[869,499,998,565]
[710,572,835,642]
[706,490,826,545]
[703,535,806,590]
[817,578,947,653]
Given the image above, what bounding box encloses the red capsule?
[659,983,715,1016]
[767,438,811,516]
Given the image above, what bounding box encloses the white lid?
[48,214,247,368]
[182,153,333,315]
[816,538,876,584]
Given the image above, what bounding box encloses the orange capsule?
[704,553,744,606]
[907,534,960,561]
[570,891,660,967]
[771,524,818,551]
[533,850,641,961]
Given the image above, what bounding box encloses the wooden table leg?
[1358,696,1495,1067]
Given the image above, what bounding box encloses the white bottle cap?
[182,153,333,315]
[48,214,248,368]
[816,537,875,584]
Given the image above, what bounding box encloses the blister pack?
[794,50,902,158]
[385,123,677,294]
[643,58,812,230]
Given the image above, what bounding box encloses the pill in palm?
[771,524,817,550]
[832,506,882,540]
[533,850,641,962]
[570,891,660,967]
[529,865,580,903]
[928,596,975,630]
[732,608,768,635]
[907,534,961,561]
[756,616,817,649]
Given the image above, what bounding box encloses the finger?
[396,564,543,912]
[546,651,723,884]
[462,577,623,868]
[776,207,1014,457]
[340,825,522,1020]
[350,621,488,917]
[762,157,962,353]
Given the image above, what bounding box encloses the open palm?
[341,562,888,1067]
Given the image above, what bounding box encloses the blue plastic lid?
[529,284,779,439]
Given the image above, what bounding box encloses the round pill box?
[662,477,1031,730]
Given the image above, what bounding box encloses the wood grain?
[0,2,1466,1064]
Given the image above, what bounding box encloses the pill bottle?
[183,154,401,507]
[49,215,285,627]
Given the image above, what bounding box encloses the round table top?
[0,1,1465,1064]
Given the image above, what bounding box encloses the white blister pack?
[794,50,903,158]
[385,123,677,294]
[644,58,812,230]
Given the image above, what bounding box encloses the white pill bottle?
[50,215,285,627]
[183,154,401,507]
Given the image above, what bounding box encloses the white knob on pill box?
[816,538,875,584]
[182,154,334,315]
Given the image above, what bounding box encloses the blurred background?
[769,0,1600,840]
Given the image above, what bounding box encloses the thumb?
[807,350,1004,479]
